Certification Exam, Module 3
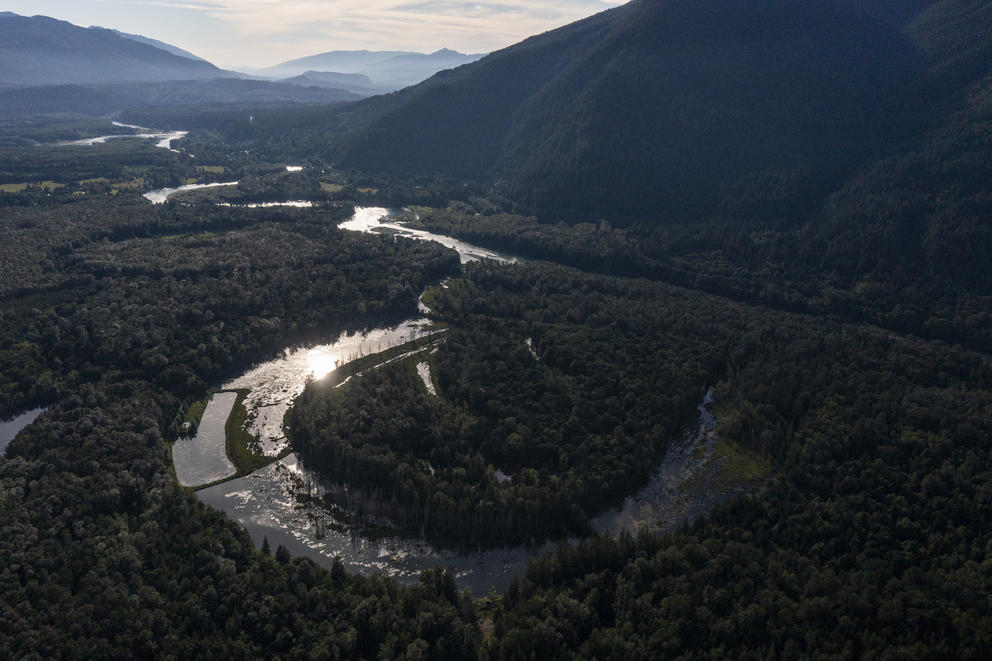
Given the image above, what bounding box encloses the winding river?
[175,207,730,593]
[144,181,240,204]
[58,121,188,151]
[340,207,518,264]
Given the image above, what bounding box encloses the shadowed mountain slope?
[335,0,946,223]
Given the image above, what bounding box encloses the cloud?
[149,0,620,49]
[124,0,227,11]
[8,0,628,67]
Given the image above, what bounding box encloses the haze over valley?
[2,1,992,658]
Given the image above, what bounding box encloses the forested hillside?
[336,0,938,224]
[2,0,992,657]
[168,0,992,324]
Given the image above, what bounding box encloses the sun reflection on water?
[307,348,340,381]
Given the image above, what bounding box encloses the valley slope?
[0,13,233,85]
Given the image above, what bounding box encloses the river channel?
[175,207,732,593]
[58,121,188,151]
[144,181,240,204]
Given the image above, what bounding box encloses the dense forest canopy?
[288,266,722,548]
[2,0,992,657]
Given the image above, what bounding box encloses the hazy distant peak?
[255,48,484,91]
[276,70,381,97]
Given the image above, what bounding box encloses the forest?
[5,159,989,654]
[0,142,477,655]
[3,0,992,657]
[285,258,992,657]
[288,265,718,547]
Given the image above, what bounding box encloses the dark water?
[0,407,46,455]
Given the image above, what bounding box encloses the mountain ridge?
[96,27,209,63]
[332,0,942,223]
[0,13,233,85]
[277,71,382,97]
[252,48,484,91]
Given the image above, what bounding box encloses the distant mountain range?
[277,71,381,97]
[252,48,484,92]
[0,12,483,96]
[0,12,232,85]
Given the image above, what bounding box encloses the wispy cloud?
[153,0,616,41]
[173,0,625,65]
[123,0,226,11]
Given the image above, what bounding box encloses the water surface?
[58,121,187,151]
[144,181,239,204]
[183,209,734,592]
[592,390,726,535]
[0,408,46,455]
[218,200,313,208]
[339,207,517,264]
[173,392,237,487]
[222,319,436,457]
[198,453,540,594]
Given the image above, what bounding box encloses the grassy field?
[184,398,207,434]
[0,181,64,192]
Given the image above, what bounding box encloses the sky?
[2,0,625,69]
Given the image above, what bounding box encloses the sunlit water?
[416,362,437,396]
[143,181,239,204]
[0,407,46,455]
[217,200,313,208]
[58,121,188,151]
[222,319,436,457]
[180,208,732,591]
[172,392,238,487]
[339,207,517,264]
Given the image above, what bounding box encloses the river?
[58,121,188,151]
[173,392,238,487]
[144,181,240,204]
[177,207,733,593]
[340,207,517,264]
[222,318,438,458]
